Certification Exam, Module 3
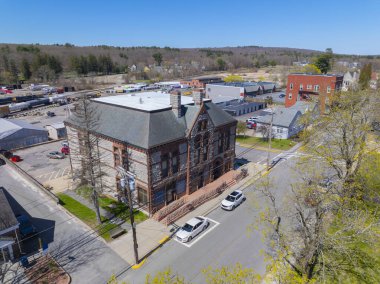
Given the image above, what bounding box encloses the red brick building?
[181,76,223,89]
[285,74,343,112]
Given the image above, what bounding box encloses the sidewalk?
[107,161,266,266]
[108,218,171,265]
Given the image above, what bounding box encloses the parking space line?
[173,218,220,248]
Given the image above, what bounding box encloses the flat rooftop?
[290,73,343,77]
[208,82,259,87]
[93,91,196,112]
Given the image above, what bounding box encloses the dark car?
[269,157,283,169]
[0,158,5,166]
[0,149,13,159]
[279,93,286,98]
[47,111,56,117]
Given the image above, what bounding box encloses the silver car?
[176,216,209,243]
[47,151,65,159]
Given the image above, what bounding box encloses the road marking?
[173,218,220,248]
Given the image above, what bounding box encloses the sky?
[1,0,379,55]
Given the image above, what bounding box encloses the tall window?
[299,84,303,90]
[161,154,168,178]
[195,135,201,164]
[314,85,320,91]
[138,187,148,205]
[327,86,331,93]
[290,83,293,90]
[172,151,179,174]
[289,93,292,99]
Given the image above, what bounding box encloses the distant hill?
[0,43,377,85]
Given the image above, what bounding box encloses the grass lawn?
[236,135,296,150]
[99,195,148,223]
[58,193,123,242]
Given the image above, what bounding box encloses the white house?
[342,71,359,91]
[255,102,316,139]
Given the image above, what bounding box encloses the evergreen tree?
[20,58,32,80]
[359,63,372,90]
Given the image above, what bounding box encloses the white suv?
[221,190,245,211]
[176,216,209,243]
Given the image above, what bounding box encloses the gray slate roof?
[0,187,19,233]
[66,100,236,149]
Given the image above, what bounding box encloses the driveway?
[0,164,128,284]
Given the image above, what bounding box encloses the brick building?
[65,91,237,215]
[181,76,223,89]
[285,73,343,112]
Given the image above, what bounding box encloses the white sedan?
[221,190,245,211]
[176,216,209,243]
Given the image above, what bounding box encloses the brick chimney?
[170,91,182,118]
[193,90,205,106]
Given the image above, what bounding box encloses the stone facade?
[65,95,236,215]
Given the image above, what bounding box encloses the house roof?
[256,102,313,128]
[0,118,46,140]
[65,99,236,149]
[0,187,19,234]
[47,122,65,129]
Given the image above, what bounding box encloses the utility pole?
[117,166,139,264]
[266,106,275,171]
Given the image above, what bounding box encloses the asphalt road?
[120,154,301,283]
[0,164,127,284]
[235,144,280,165]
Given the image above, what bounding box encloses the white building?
[46,123,67,140]
[255,102,317,139]
[342,71,359,91]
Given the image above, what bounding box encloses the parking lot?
[14,140,70,184]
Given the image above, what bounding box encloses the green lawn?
[58,193,148,241]
[99,195,148,223]
[58,193,122,242]
[236,135,296,150]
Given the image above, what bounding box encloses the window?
[113,147,121,167]
[138,187,148,205]
[299,84,303,90]
[195,135,201,164]
[161,154,169,178]
[307,85,312,90]
[288,93,292,99]
[327,86,331,93]
[314,85,320,91]
[290,83,293,90]
[172,151,179,174]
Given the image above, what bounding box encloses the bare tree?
[256,89,380,283]
[65,95,107,224]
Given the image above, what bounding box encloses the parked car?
[61,146,70,155]
[246,121,257,129]
[221,190,245,210]
[0,149,13,159]
[47,111,56,117]
[176,216,209,243]
[10,155,21,162]
[279,93,286,98]
[0,158,5,166]
[16,214,37,238]
[47,151,65,159]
